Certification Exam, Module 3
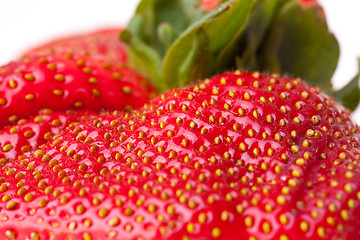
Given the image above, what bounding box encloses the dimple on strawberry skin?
[0,71,359,239]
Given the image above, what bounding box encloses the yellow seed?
[6,200,17,210]
[76,204,85,214]
[317,226,326,238]
[293,117,301,124]
[24,73,35,81]
[167,205,175,215]
[311,210,319,219]
[98,208,109,218]
[348,199,356,209]
[30,232,40,240]
[25,93,35,101]
[300,221,309,232]
[277,195,286,205]
[244,216,254,227]
[3,144,12,152]
[198,212,207,224]
[54,74,65,81]
[92,89,101,97]
[345,171,354,179]
[88,77,98,84]
[187,223,195,233]
[292,170,301,178]
[122,86,132,94]
[291,145,299,153]
[279,235,289,240]
[301,91,309,99]
[0,98,6,105]
[279,214,289,225]
[288,179,298,187]
[326,217,335,226]
[339,152,347,159]
[262,222,271,233]
[5,230,16,239]
[83,232,92,240]
[296,158,306,166]
[344,183,353,193]
[108,217,120,227]
[212,228,221,238]
[221,211,230,222]
[8,79,17,88]
[341,209,349,221]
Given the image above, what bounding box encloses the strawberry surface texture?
[24,29,128,63]
[0,110,97,161]
[0,71,359,239]
[0,50,154,128]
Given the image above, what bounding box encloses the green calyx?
[120,0,358,110]
[334,59,360,111]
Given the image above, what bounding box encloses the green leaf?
[120,30,165,92]
[128,0,205,55]
[157,23,178,51]
[163,28,212,88]
[236,33,259,71]
[122,0,340,94]
[236,0,280,71]
[163,0,255,88]
[334,59,360,111]
[258,1,339,94]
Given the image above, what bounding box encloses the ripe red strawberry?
[0,71,359,239]
[0,109,97,161]
[300,0,318,6]
[0,51,155,128]
[23,28,128,63]
[200,0,222,12]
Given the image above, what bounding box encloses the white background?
[1,1,360,120]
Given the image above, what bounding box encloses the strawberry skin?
[0,109,97,161]
[300,0,318,6]
[0,71,359,239]
[200,0,222,12]
[0,51,155,128]
[23,28,128,63]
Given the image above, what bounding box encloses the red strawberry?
[200,0,222,12]
[0,71,359,239]
[0,51,155,128]
[23,28,128,63]
[0,109,97,161]
[300,0,318,6]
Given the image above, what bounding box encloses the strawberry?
[200,0,222,12]
[0,109,97,161]
[0,71,359,239]
[300,0,318,6]
[23,28,128,63]
[0,51,155,128]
